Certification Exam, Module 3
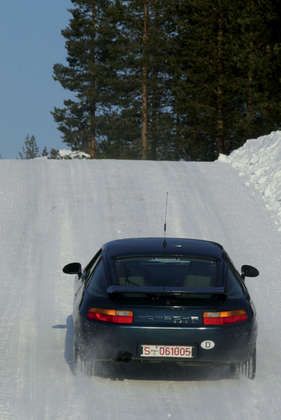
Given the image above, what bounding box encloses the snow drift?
[219,131,281,231]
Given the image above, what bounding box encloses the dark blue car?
[63,237,259,378]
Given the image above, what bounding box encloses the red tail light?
[203,309,248,325]
[87,308,133,324]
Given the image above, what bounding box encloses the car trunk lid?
[107,285,228,327]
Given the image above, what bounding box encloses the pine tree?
[146,0,176,159]
[53,0,281,161]
[165,0,233,159]
[229,0,281,149]
[18,135,40,159]
[166,0,281,159]
[42,147,49,157]
[52,0,120,157]
[112,0,175,160]
[49,148,60,159]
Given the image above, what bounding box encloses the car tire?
[232,347,256,380]
[73,338,97,376]
[229,363,239,379]
[242,347,256,380]
[72,336,81,374]
[83,358,96,376]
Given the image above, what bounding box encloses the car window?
[113,256,220,288]
[86,259,108,297]
[83,249,102,282]
[226,265,244,297]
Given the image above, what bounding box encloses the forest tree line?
[52,0,281,160]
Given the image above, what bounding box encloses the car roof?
[102,237,224,259]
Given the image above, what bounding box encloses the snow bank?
[58,149,91,159]
[219,131,281,230]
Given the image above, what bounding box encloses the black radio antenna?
[162,192,169,248]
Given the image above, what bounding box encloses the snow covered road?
[0,159,281,419]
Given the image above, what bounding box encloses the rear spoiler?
[107,285,226,296]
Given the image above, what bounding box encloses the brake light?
[87,308,133,324]
[203,309,248,325]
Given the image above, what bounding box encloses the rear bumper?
[76,318,257,364]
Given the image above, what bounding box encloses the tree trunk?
[89,1,97,159]
[246,0,255,127]
[141,0,149,160]
[89,100,97,158]
[150,0,160,160]
[151,69,159,160]
[216,13,225,154]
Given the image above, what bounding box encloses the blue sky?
[0,1,71,158]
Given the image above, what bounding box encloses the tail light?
[203,309,248,325]
[87,308,133,324]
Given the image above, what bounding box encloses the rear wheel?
[231,347,256,380]
[75,352,96,376]
[73,337,97,376]
[72,337,81,374]
[81,358,96,376]
[241,347,256,379]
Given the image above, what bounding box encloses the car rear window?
[225,266,244,297]
[113,256,221,289]
[87,259,108,297]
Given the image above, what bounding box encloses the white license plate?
[141,345,193,358]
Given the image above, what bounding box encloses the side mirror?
[63,262,82,276]
[241,264,259,280]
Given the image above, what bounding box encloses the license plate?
[141,345,193,358]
